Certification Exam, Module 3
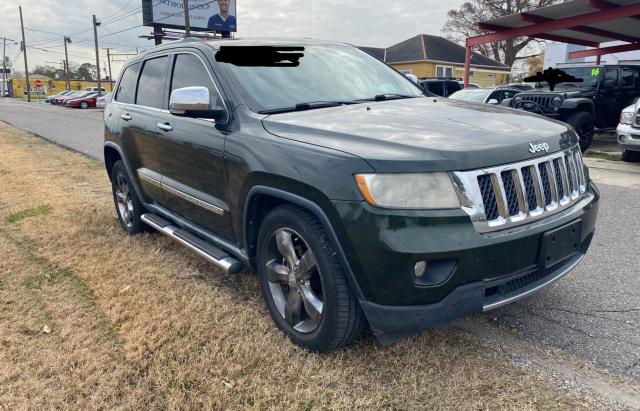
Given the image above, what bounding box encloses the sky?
[0,0,465,78]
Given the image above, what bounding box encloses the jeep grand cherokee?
[103,38,599,352]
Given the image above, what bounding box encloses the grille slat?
[456,147,588,232]
[500,171,520,216]
[521,166,538,211]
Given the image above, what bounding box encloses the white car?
[96,92,112,109]
[617,101,640,162]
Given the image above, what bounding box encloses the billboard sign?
[142,0,237,32]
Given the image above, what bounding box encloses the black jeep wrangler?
[503,65,640,151]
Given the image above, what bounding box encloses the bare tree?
[443,0,562,67]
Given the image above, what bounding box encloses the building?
[360,34,510,87]
[544,41,640,68]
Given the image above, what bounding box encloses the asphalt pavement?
[0,98,104,161]
[1,97,638,381]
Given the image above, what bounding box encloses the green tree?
[74,63,97,81]
[442,0,562,67]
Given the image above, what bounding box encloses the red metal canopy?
[464,0,640,87]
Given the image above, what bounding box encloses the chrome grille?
[635,108,640,127]
[453,147,587,233]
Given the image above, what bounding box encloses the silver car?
[96,92,113,109]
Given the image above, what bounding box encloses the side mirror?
[169,86,226,121]
[487,99,499,105]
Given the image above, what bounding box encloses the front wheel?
[257,205,365,352]
[80,101,89,109]
[565,112,595,152]
[110,161,148,234]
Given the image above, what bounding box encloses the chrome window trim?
[112,49,229,120]
[453,146,588,234]
[137,170,225,216]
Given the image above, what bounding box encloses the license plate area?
[539,220,582,269]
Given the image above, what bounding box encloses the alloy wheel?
[265,228,324,333]
[115,172,134,228]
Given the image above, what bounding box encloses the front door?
[156,51,234,241]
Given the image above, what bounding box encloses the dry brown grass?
[0,122,598,409]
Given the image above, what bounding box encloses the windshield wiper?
[357,94,419,102]
[258,100,357,115]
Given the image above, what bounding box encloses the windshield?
[215,45,424,113]
[554,67,597,90]
[449,89,489,102]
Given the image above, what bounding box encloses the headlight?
[514,96,522,104]
[620,111,635,125]
[551,96,562,107]
[355,173,460,209]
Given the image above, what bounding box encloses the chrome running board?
[141,213,243,274]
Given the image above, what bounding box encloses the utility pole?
[19,6,31,102]
[103,48,113,92]
[92,15,102,96]
[63,36,71,90]
[1,37,7,98]
[183,0,191,37]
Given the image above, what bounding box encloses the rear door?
[599,68,621,128]
[155,51,234,241]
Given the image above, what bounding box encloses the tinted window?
[426,82,444,96]
[502,90,519,100]
[487,91,501,102]
[621,68,634,87]
[115,62,141,104]
[170,54,219,106]
[604,69,618,82]
[136,56,169,108]
[446,81,461,95]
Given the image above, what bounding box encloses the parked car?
[457,81,481,89]
[65,93,98,109]
[502,65,640,151]
[617,101,640,161]
[52,91,82,105]
[419,78,462,97]
[104,38,598,352]
[96,92,113,109]
[45,91,74,104]
[57,91,96,106]
[450,87,522,105]
[505,83,534,91]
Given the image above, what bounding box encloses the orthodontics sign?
[142,0,237,32]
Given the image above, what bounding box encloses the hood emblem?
[529,142,550,154]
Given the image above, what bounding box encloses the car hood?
[262,97,577,172]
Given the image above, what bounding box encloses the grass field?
[0,122,601,409]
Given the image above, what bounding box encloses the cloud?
[0,0,464,75]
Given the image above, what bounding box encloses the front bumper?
[333,182,599,342]
[617,123,640,151]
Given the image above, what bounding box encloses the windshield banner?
[142,0,237,32]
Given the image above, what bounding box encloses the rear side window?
[115,62,141,104]
[136,56,169,109]
[426,82,444,96]
[447,81,462,95]
[621,68,634,88]
[170,54,220,106]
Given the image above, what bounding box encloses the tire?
[110,160,148,234]
[622,149,639,162]
[565,112,595,152]
[256,204,365,352]
[80,101,89,109]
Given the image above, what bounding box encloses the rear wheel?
[257,205,365,352]
[80,101,89,109]
[565,111,595,152]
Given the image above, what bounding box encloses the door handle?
[120,113,132,121]
[157,122,173,132]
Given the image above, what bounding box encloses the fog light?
[619,134,628,143]
[414,261,427,277]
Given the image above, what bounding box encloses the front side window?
[115,62,141,104]
[136,56,169,109]
[170,54,220,107]
[216,45,424,113]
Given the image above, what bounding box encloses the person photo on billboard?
[207,0,236,38]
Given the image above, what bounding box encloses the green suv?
[103,38,599,352]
